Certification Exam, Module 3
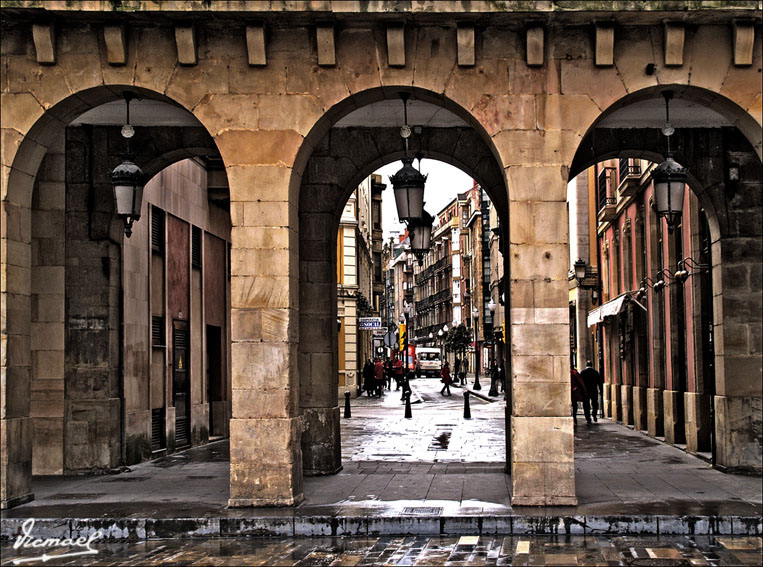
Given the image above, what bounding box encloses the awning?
[587,292,632,327]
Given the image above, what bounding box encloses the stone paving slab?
[1,380,760,539]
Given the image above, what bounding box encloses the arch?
[566,84,763,474]
[1,85,227,508]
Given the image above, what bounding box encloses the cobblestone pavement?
[3,534,761,566]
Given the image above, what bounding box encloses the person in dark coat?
[571,365,590,423]
[362,359,375,396]
[384,358,393,390]
[440,361,453,396]
[579,360,603,422]
[498,361,506,393]
[454,358,461,382]
[489,359,500,396]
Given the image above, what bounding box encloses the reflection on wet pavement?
[3,535,761,566]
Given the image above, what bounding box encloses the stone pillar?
[298,188,342,476]
[508,167,576,506]
[632,386,647,431]
[612,383,622,422]
[663,390,683,445]
[226,163,303,507]
[603,384,612,418]
[685,392,711,453]
[620,384,633,426]
[1,195,34,508]
[647,387,664,437]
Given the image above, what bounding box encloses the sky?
[376,159,474,241]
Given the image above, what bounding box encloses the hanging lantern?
[111,159,144,238]
[391,156,426,222]
[409,209,434,263]
[653,157,687,233]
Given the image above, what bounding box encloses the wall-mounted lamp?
[674,256,708,282]
[573,258,587,282]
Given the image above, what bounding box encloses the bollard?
[404,392,412,419]
[344,391,351,418]
[463,391,472,419]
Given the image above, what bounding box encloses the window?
[372,200,381,229]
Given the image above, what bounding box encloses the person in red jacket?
[373,358,385,397]
[440,360,453,396]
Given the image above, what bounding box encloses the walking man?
[579,360,603,423]
[571,364,590,424]
[440,360,453,396]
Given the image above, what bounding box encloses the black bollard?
[404,392,412,419]
[463,391,472,419]
[344,391,351,418]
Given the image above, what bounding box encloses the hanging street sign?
[358,317,382,330]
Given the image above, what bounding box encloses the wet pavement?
[3,534,762,566]
[1,378,760,542]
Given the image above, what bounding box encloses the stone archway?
[569,85,763,473]
[1,86,224,508]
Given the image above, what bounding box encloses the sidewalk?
[1,379,760,539]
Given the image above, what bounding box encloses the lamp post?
[472,307,481,390]
[400,302,414,400]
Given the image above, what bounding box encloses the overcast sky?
[376,159,475,241]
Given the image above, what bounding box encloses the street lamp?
[653,90,688,233]
[487,299,498,396]
[111,92,144,238]
[390,93,426,223]
[472,307,481,390]
[409,210,434,265]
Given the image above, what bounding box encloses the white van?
[415,347,442,378]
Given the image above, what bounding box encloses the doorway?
[173,320,190,448]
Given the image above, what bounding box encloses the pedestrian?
[440,360,453,396]
[570,364,590,423]
[362,359,375,396]
[374,358,385,397]
[384,357,393,390]
[498,360,506,393]
[579,360,603,423]
[393,356,403,391]
[454,357,461,384]
[460,358,468,385]
[489,359,499,396]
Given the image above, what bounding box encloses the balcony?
[597,168,617,223]
[617,158,642,199]
[433,288,450,305]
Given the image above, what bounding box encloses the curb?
[2,515,760,541]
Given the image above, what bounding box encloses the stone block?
[684,392,711,453]
[560,59,627,111]
[316,24,336,66]
[215,130,303,170]
[621,384,633,426]
[103,25,127,66]
[663,22,685,66]
[632,385,647,430]
[511,355,553,383]
[4,366,30,418]
[733,21,755,66]
[457,24,475,67]
[511,323,568,357]
[31,417,63,475]
[714,395,762,473]
[594,22,614,67]
[536,94,600,134]
[32,24,56,65]
[231,341,294,391]
[688,25,730,93]
[386,24,406,67]
[231,275,295,310]
[257,94,323,137]
[513,381,569,417]
[612,383,622,422]
[32,350,64,379]
[246,25,267,66]
[301,407,341,475]
[232,388,296,419]
[509,244,569,281]
[511,416,574,463]
[718,356,762,397]
[526,25,544,67]
[174,26,197,65]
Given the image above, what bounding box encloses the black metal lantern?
[654,90,688,233]
[409,209,434,264]
[111,92,144,238]
[389,92,426,222]
[111,159,144,237]
[573,258,587,282]
[653,157,687,233]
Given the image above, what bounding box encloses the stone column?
[508,166,576,506]
[226,162,303,506]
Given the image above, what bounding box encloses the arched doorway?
[1,86,231,508]
[569,85,762,474]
